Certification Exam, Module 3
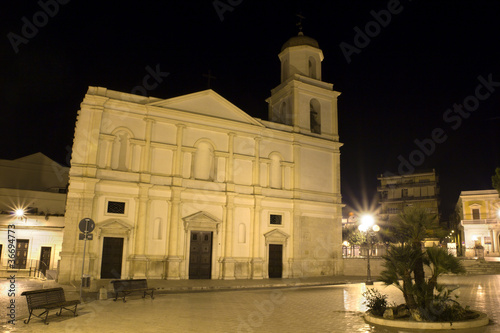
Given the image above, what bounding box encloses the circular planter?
[363,311,489,330]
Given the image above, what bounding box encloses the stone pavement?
[3,275,500,332]
[1,275,368,330]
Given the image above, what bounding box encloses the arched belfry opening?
[310,99,321,134]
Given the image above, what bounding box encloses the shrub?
[362,288,388,316]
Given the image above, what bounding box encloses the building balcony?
[461,219,500,226]
[379,195,439,203]
[377,181,437,190]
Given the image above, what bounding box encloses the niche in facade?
[193,141,215,180]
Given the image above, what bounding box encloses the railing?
[342,245,387,258]
[461,219,500,225]
[379,195,438,202]
[377,181,436,190]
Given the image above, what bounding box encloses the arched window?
[308,57,317,79]
[269,153,282,189]
[310,99,321,134]
[193,141,215,180]
[111,131,131,171]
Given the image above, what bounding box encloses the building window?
[270,214,282,225]
[472,208,480,220]
[402,189,408,197]
[107,201,125,214]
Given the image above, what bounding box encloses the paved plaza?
[1,275,500,332]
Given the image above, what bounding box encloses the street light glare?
[360,214,375,227]
[15,208,25,218]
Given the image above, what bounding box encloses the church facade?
[58,33,343,286]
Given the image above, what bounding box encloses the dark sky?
[1,1,499,218]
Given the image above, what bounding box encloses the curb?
[363,311,490,330]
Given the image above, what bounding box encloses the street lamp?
[13,208,27,222]
[359,214,379,285]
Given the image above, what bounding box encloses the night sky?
[1,1,499,218]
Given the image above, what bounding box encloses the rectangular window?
[107,201,126,214]
[402,189,408,197]
[270,214,282,225]
[472,208,480,220]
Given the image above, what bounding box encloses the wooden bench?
[21,287,80,325]
[111,279,155,302]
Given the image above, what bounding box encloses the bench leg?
[60,304,79,317]
[114,292,118,301]
[44,310,50,325]
[143,290,154,299]
[24,309,33,324]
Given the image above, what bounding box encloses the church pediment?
[97,219,133,239]
[148,89,264,126]
[182,211,222,233]
[264,229,290,245]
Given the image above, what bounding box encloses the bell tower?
[266,30,340,140]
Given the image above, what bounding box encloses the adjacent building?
[58,32,343,287]
[377,169,440,225]
[458,189,500,256]
[0,153,68,277]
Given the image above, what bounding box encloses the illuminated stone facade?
[377,170,440,225]
[0,153,68,277]
[458,189,500,256]
[58,33,343,287]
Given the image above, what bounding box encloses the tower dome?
[281,32,319,52]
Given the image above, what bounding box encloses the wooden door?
[189,231,212,279]
[100,237,124,279]
[268,244,283,278]
[15,239,29,269]
[39,247,51,276]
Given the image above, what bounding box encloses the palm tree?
[380,244,420,311]
[379,207,466,321]
[423,247,466,309]
[393,206,438,306]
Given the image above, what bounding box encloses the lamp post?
[359,214,379,285]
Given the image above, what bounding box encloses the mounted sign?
[79,233,94,241]
[79,218,95,233]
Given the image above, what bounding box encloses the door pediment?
[264,229,290,245]
[97,219,133,239]
[182,211,222,233]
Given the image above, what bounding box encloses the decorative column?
[131,184,151,278]
[221,194,236,279]
[166,188,182,279]
[139,118,154,182]
[293,143,301,199]
[226,132,235,191]
[173,124,185,184]
[251,196,264,278]
[253,137,261,186]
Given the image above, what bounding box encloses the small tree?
[492,167,500,197]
